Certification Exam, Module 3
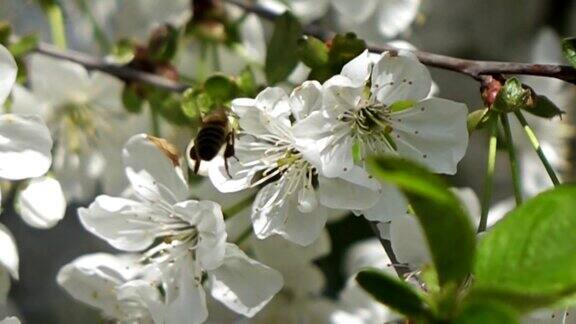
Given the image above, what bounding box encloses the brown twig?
[226,0,576,85]
[28,0,576,93]
[34,42,189,93]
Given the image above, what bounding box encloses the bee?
[187,108,236,176]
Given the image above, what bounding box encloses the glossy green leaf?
[328,33,367,72]
[297,35,329,68]
[356,268,430,318]
[523,94,564,119]
[122,84,143,113]
[148,24,179,63]
[366,156,476,288]
[467,108,492,133]
[562,37,576,68]
[454,300,518,324]
[204,75,238,103]
[474,185,576,310]
[265,12,302,84]
[236,66,257,97]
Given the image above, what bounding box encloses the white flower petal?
[123,134,189,204]
[340,50,380,85]
[0,114,52,180]
[376,0,420,38]
[390,213,430,268]
[56,253,140,318]
[322,75,364,117]
[209,244,283,317]
[290,80,322,121]
[165,255,208,324]
[332,0,378,24]
[78,195,159,251]
[252,230,331,268]
[0,317,20,324]
[16,176,66,229]
[0,45,17,106]
[253,184,327,246]
[9,85,49,118]
[29,54,91,107]
[371,54,432,105]
[173,200,227,271]
[362,183,407,223]
[117,280,164,324]
[318,174,380,211]
[390,98,468,174]
[0,224,18,280]
[297,184,318,213]
[344,238,393,276]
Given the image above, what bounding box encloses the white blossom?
[258,0,420,40]
[335,238,400,324]
[208,86,379,246]
[79,134,283,323]
[248,232,342,323]
[57,253,156,323]
[0,45,53,182]
[12,54,148,204]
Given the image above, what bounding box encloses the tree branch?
[27,0,576,93]
[225,0,576,85]
[34,42,189,93]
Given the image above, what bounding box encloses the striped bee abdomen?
[194,123,227,161]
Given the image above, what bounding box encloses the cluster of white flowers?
[43,48,468,323]
[0,45,53,324]
[206,49,468,246]
[4,1,572,323]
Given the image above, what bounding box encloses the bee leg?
[189,146,201,174]
[223,133,236,178]
[224,132,239,162]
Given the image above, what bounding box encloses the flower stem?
[223,192,257,220]
[513,110,560,186]
[500,113,522,205]
[151,110,161,137]
[40,0,67,49]
[211,43,221,71]
[479,117,498,233]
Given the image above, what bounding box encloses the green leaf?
[492,78,531,113]
[204,74,238,104]
[467,108,491,133]
[328,33,367,72]
[236,66,257,97]
[474,185,576,310]
[181,88,213,120]
[148,24,179,63]
[523,95,564,119]
[454,300,518,324]
[366,156,476,288]
[8,34,39,57]
[297,35,329,68]
[122,84,143,113]
[111,39,136,64]
[265,12,302,84]
[562,37,576,68]
[356,268,430,319]
[0,21,11,45]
